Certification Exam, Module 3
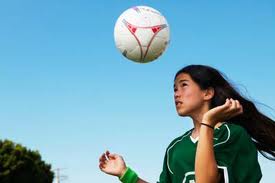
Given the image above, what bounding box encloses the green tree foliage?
[0,140,54,183]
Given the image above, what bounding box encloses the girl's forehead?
[175,73,192,83]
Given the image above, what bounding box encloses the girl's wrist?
[202,118,211,125]
[200,122,214,130]
[119,167,128,178]
[119,167,138,183]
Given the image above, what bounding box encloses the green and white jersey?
[158,122,262,183]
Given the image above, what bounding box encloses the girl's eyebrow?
[178,79,189,83]
[174,79,189,88]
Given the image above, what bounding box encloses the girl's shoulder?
[216,122,248,137]
[166,129,193,149]
[214,122,252,148]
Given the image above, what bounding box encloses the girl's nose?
[174,90,180,98]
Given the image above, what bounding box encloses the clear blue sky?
[0,0,274,182]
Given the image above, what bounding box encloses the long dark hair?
[175,64,275,160]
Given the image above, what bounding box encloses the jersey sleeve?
[157,151,172,183]
[214,124,262,183]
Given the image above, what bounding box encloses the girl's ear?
[204,87,215,101]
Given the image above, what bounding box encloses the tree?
[0,139,54,183]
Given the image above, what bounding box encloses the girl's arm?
[195,124,221,183]
[195,98,243,183]
[137,178,148,183]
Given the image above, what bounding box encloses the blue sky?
[0,0,274,182]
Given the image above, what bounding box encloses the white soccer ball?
[114,6,170,63]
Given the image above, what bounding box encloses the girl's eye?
[181,83,187,87]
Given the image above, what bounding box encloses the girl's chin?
[177,110,188,117]
[178,113,188,117]
[176,108,192,117]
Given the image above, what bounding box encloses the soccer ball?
[114,6,170,63]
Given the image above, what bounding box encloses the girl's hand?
[99,150,127,177]
[202,98,243,127]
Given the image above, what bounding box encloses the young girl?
[99,65,275,183]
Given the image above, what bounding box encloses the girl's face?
[174,73,207,117]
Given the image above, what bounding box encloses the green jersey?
[158,122,262,183]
